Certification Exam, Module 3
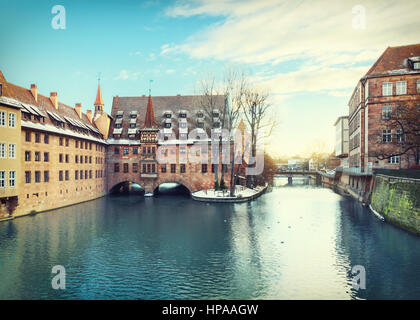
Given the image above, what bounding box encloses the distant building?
[348,44,420,171]
[288,159,303,170]
[308,159,316,171]
[334,116,349,168]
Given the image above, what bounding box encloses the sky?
[1,0,419,158]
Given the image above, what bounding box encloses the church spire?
[94,74,104,117]
[143,94,158,129]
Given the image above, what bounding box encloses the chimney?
[86,110,93,123]
[50,92,58,109]
[30,84,38,102]
[75,103,82,119]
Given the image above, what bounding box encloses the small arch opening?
[109,181,145,196]
[154,182,191,197]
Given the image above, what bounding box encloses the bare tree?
[241,86,276,187]
[373,100,420,167]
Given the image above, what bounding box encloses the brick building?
[0,70,110,217]
[348,44,420,172]
[107,93,231,194]
[334,116,349,168]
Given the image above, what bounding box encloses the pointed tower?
[140,94,159,182]
[94,83,104,117]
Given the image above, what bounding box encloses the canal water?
[1,177,420,299]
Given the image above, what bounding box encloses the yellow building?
[0,79,21,219]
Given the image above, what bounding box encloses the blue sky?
[1,0,419,157]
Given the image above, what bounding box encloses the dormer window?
[116,111,124,118]
[212,109,219,118]
[179,110,187,118]
[165,122,171,128]
[180,122,187,129]
[408,57,420,70]
[414,62,420,70]
[116,124,121,129]
[130,123,136,128]
[197,111,204,118]
[130,111,137,118]
[197,121,204,129]
[213,121,220,128]
[163,111,172,119]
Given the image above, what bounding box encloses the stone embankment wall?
[370,175,420,234]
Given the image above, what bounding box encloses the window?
[9,171,15,187]
[80,155,83,163]
[0,171,5,188]
[89,156,92,164]
[382,82,392,96]
[123,147,129,155]
[133,163,138,173]
[180,122,187,129]
[8,113,16,128]
[414,62,420,70]
[34,152,40,162]
[161,164,166,173]
[212,111,219,118]
[114,147,119,154]
[85,155,88,163]
[75,140,79,148]
[35,133,40,143]
[80,170,83,179]
[0,111,5,127]
[164,122,171,128]
[25,151,31,161]
[75,155,78,163]
[44,134,49,144]
[171,164,176,173]
[25,171,31,183]
[44,152,49,162]
[0,143,5,158]
[59,154,63,163]
[59,137,63,146]
[396,81,407,95]
[165,113,171,119]
[8,144,15,158]
[65,170,69,181]
[25,131,31,142]
[142,164,146,173]
[35,171,41,183]
[75,170,79,180]
[382,105,392,120]
[213,122,220,128]
[180,164,186,173]
[85,170,88,179]
[388,155,400,164]
[382,129,392,143]
[212,164,215,173]
[202,164,208,173]
[396,129,405,142]
[130,123,136,128]
[123,163,129,173]
[44,171,49,182]
[65,138,69,147]
[197,112,204,118]
[133,147,138,154]
[65,154,69,163]
[59,171,63,181]
[114,163,120,173]
[179,113,187,118]
[80,141,83,149]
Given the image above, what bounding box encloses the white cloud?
[114,70,140,81]
[166,69,176,74]
[166,0,420,93]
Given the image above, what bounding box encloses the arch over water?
[109,181,145,196]
[153,182,191,196]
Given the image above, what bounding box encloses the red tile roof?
[365,44,420,77]
[0,70,104,139]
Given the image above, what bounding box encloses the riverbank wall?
[370,175,420,234]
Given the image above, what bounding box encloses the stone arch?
[109,180,145,195]
[153,179,193,196]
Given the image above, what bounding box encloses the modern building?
[106,93,231,194]
[0,70,110,217]
[334,116,349,168]
[348,44,420,172]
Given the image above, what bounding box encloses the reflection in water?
[0,177,419,299]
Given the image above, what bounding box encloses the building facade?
[0,70,110,218]
[0,86,21,218]
[106,93,231,194]
[348,44,420,172]
[334,116,349,168]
